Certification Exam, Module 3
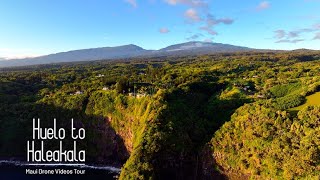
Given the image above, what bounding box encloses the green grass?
[290,92,320,111]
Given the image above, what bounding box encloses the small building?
[74,91,83,95]
[96,74,105,78]
[102,87,109,91]
[136,93,147,98]
[257,94,265,98]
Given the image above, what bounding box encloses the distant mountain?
[160,41,250,52]
[291,48,316,52]
[0,41,254,67]
[0,44,151,67]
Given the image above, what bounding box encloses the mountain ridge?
[0,41,253,67]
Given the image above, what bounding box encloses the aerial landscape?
[0,0,320,180]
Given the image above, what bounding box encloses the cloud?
[286,28,314,39]
[273,24,320,43]
[256,1,270,11]
[206,14,234,26]
[313,32,320,40]
[125,0,137,8]
[199,26,218,35]
[288,31,299,38]
[314,23,320,30]
[203,38,213,43]
[274,30,286,39]
[0,48,41,59]
[164,0,233,37]
[186,33,203,40]
[159,28,170,33]
[165,0,208,23]
[275,39,305,43]
[199,14,234,35]
[164,0,208,8]
[184,8,202,22]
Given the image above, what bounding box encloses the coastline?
[0,159,121,173]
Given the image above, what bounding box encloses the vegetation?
[212,104,320,179]
[0,50,319,179]
[291,92,320,111]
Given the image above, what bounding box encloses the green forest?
[0,50,319,179]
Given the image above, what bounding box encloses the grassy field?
[290,92,320,111]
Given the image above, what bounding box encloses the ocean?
[0,160,120,180]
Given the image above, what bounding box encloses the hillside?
[0,41,253,67]
[160,41,251,53]
[0,44,151,67]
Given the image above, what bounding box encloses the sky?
[0,0,319,58]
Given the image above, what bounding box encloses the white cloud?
[313,32,320,40]
[0,48,41,59]
[256,1,270,11]
[164,0,207,8]
[159,28,170,33]
[165,0,179,5]
[203,38,213,43]
[164,0,233,37]
[184,8,201,22]
[125,0,137,8]
[275,39,305,43]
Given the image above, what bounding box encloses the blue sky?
[0,0,319,58]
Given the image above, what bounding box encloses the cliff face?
[113,83,227,179]
[82,82,247,179]
[198,144,226,180]
[85,116,129,166]
[85,90,159,165]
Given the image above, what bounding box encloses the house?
[102,87,109,91]
[74,91,83,95]
[257,94,265,98]
[136,93,147,98]
[96,74,105,78]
